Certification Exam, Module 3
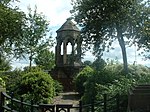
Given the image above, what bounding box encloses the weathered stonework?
[51,18,83,91]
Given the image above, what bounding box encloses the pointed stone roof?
[56,18,80,32]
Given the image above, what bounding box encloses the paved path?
[52,92,80,105]
[52,92,80,112]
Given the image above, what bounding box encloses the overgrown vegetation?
[74,60,150,111]
[0,66,63,105]
[74,66,94,96]
[16,71,55,104]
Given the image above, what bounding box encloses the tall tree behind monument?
[71,0,149,74]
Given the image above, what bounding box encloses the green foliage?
[0,77,5,88]
[23,66,42,73]
[0,55,12,71]
[82,70,121,104]
[74,66,94,96]
[128,64,150,84]
[107,77,135,96]
[54,80,63,95]
[0,69,23,93]
[92,57,106,71]
[81,62,150,105]
[0,66,63,106]
[14,6,53,68]
[136,1,150,53]
[0,2,25,55]
[71,0,149,73]
[72,0,149,51]
[16,71,55,104]
[83,60,92,67]
[34,49,55,70]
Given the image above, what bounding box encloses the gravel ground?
[52,92,80,105]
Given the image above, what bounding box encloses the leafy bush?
[54,80,63,95]
[0,55,12,71]
[0,77,5,88]
[34,49,55,70]
[0,69,23,93]
[91,58,106,71]
[16,71,55,104]
[82,70,120,104]
[128,64,150,84]
[82,63,150,110]
[23,66,42,73]
[74,66,94,96]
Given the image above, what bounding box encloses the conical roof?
[56,18,80,32]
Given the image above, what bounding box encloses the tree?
[92,57,106,71]
[0,55,12,71]
[0,1,25,55]
[34,49,55,70]
[14,6,53,69]
[83,60,92,66]
[133,1,150,60]
[0,77,5,88]
[71,0,149,74]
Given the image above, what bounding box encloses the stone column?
[77,41,82,63]
[63,41,67,64]
[71,43,75,65]
[56,42,61,66]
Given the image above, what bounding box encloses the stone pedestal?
[50,66,82,91]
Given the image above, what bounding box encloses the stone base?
[50,66,82,91]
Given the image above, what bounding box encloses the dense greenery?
[34,49,55,70]
[0,77,5,88]
[0,67,63,105]
[0,55,12,71]
[14,7,53,69]
[16,71,55,104]
[71,0,149,73]
[74,61,150,108]
[0,1,59,105]
[0,1,25,55]
[0,69,23,94]
[74,66,94,96]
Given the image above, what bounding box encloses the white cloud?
[14,0,72,27]
[11,59,29,70]
[103,41,150,66]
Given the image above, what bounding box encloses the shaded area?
[52,92,80,105]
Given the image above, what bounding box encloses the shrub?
[0,69,23,93]
[74,66,94,96]
[82,63,124,104]
[23,66,42,73]
[54,80,63,95]
[16,71,55,104]
[0,77,5,88]
[82,63,150,110]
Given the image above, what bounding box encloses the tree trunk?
[29,55,32,71]
[117,27,128,74]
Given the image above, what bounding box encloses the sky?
[11,0,150,69]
